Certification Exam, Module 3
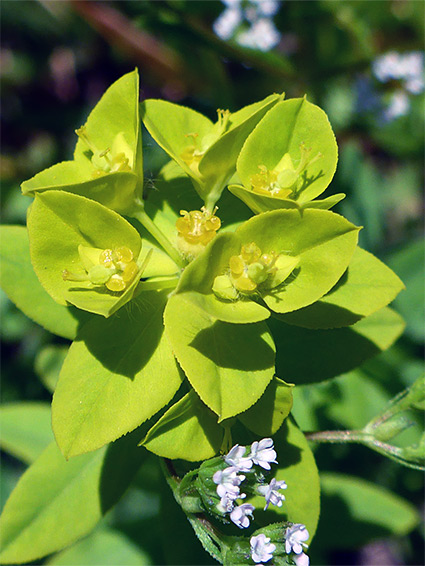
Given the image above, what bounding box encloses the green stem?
[204,182,223,214]
[132,209,186,269]
[137,277,179,292]
[305,429,371,444]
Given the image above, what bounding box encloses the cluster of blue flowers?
[213,438,310,565]
[357,50,424,123]
[213,0,282,52]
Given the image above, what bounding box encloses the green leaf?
[238,377,293,437]
[228,183,300,214]
[46,527,151,565]
[141,95,281,204]
[0,225,88,339]
[141,99,213,187]
[303,193,345,210]
[235,209,359,313]
[270,307,405,384]
[279,247,405,328]
[164,294,275,420]
[74,70,143,176]
[142,391,225,461]
[386,238,425,342]
[52,290,182,458]
[176,232,270,323]
[228,183,345,215]
[0,434,146,564]
[317,473,420,548]
[0,403,53,464]
[237,98,338,206]
[22,71,143,214]
[22,164,139,216]
[198,94,282,206]
[34,344,68,393]
[249,419,321,541]
[178,290,270,324]
[27,191,145,317]
[291,370,392,432]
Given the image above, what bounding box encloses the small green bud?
[247,262,269,284]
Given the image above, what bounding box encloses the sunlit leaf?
[0,403,53,464]
[22,71,143,214]
[279,247,405,328]
[142,391,224,461]
[0,225,88,339]
[53,290,182,458]
[28,191,145,317]
[0,434,146,564]
[237,98,338,207]
[164,294,275,420]
[270,307,405,384]
[238,377,293,437]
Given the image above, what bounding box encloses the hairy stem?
[305,429,371,444]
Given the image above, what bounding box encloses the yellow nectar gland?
[180,133,203,174]
[250,142,323,200]
[251,166,292,199]
[228,242,278,293]
[213,243,300,301]
[176,207,221,247]
[62,245,138,293]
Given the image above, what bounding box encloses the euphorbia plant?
[0,69,422,565]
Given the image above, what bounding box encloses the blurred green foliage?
[1,1,423,565]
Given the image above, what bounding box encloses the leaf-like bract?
[164,294,275,420]
[28,191,145,317]
[22,70,143,214]
[52,290,182,457]
[278,247,405,328]
[142,391,224,461]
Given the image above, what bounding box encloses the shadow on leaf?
[190,320,275,371]
[77,291,166,379]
